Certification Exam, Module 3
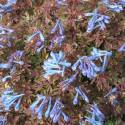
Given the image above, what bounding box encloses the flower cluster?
[85,9,110,33]
[1,88,24,111]
[42,51,71,78]
[85,103,105,125]
[30,95,69,123]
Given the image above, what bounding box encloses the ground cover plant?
[0,0,125,125]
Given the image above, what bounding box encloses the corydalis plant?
[0,0,17,18]
[30,95,69,123]
[85,103,105,125]
[30,95,52,119]
[1,88,24,111]
[118,43,125,52]
[55,0,68,6]
[49,35,65,49]
[60,72,78,91]
[73,86,89,105]
[91,47,112,72]
[85,9,110,33]
[72,56,101,79]
[49,98,69,123]
[102,0,125,13]
[51,19,64,35]
[42,51,71,78]
[8,50,24,66]
[27,31,45,54]
[104,87,119,106]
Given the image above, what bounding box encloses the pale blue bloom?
[60,72,79,91]
[27,31,45,53]
[43,51,71,78]
[73,86,89,105]
[1,75,12,83]
[51,20,64,35]
[0,115,7,125]
[118,43,125,52]
[85,9,110,33]
[56,0,68,6]
[104,87,119,106]
[91,47,112,72]
[0,26,13,35]
[27,31,44,42]
[72,56,101,79]
[90,103,105,122]
[102,0,125,13]
[30,95,51,119]
[49,98,69,123]
[1,88,24,111]
[8,50,24,65]
[50,35,65,48]
[0,63,11,69]
[85,103,105,125]
[104,87,118,98]
[0,0,17,18]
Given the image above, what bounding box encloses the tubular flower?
[42,51,71,78]
[50,35,65,48]
[51,19,64,35]
[27,31,45,53]
[0,0,17,18]
[118,43,125,52]
[91,47,112,72]
[55,0,68,6]
[49,98,69,123]
[0,115,7,125]
[60,72,79,91]
[30,95,52,119]
[0,26,13,35]
[104,87,119,106]
[73,86,89,105]
[8,50,24,66]
[85,9,110,33]
[1,88,24,111]
[102,0,125,13]
[72,56,101,79]
[85,103,105,125]
[30,96,69,123]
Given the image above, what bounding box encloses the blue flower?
[30,96,69,123]
[8,50,24,65]
[90,103,105,122]
[85,9,110,33]
[55,0,68,6]
[85,103,105,125]
[1,88,24,111]
[50,35,65,48]
[0,115,7,125]
[1,75,12,83]
[0,63,11,69]
[43,51,71,78]
[49,98,69,123]
[27,31,45,42]
[73,86,89,105]
[102,0,125,13]
[51,20,64,35]
[72,56,101,79]
[0,26,13,35]
[104,87,119,106]
[0,0,17,18]
[27,31,45,53]
[30,95,52,119]
[60,72,78,91]
[91,47,112,72]
[118,43,125,52]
